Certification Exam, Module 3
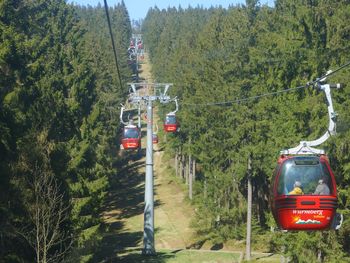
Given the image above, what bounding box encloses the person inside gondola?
[289,181,303,195]
[314,178,330,195]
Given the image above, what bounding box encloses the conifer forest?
[1,0,350,262]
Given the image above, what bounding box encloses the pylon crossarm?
[127,83,173,104]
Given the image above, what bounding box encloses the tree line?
[0,0,131,261]
[142,0,350,262]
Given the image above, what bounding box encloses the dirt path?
[139,53,196,249]
[94,53,195,261]
[153,112,195,250]
[137,53,195,250]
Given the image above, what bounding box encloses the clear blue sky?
[67,0,274,21]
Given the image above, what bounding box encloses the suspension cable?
[103,0,123,89]
[181,85,305,106]
[307,60,350,86]
[181,60,350,107]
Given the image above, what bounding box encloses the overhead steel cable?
[307,60,350,87]
[181,85,305,107]
[181,60,350,107]
[103,0,123,89]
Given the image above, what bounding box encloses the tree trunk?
[180,152,184,179]
[182,154,187,183]
[192,159,196,181]
[317,250,322,262]
[185,154,188,185]
[189,154,192,200]
[175,149,179,177]
[245,155,252,261]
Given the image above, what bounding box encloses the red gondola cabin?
[152,134,158,144]
[121,125,141,150]
[164,114,178,132]
[271,155,338,230]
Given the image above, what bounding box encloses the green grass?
[163,249,240,263]
[115,248,284,263]
[116,248,284,262]
[249,252,283,262]
[117,248,242,262]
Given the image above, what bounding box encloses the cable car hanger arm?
[120,105,129,126]
[168,97,179,115]
[281,77,342,155]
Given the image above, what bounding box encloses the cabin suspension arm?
[281,82,341,155]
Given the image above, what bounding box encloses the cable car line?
[306,60,350,87]
[103,0,123,89]
[180,60,350,107]
[181,85,305,107]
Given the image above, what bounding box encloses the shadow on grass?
[186,239,206,249]
[91,230,143,262]
[138,76,146,82]
[118,149,145,164]
[92,144,163,261]
[253,252,275,260]
[116,249,175,263]
[153,145,164,153]
[211,243,223,250]
[105,157,162,220]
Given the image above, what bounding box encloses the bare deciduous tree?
[16,132,72,263]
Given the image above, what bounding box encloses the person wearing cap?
[314,178,330,195]
[289,181,304,195]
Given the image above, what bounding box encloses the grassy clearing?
[117,248,241,262]
[116,248,283,262]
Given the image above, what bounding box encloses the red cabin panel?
[274,196,336,230]
[271,155,337,231]
[122,138,140,150]
[164,124,178,132]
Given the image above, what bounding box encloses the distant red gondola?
[164,98,179,133]
[164,113,178,132]
[152,134,158,144]
[121,124,141,150]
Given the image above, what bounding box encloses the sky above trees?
[68,0,275,20]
